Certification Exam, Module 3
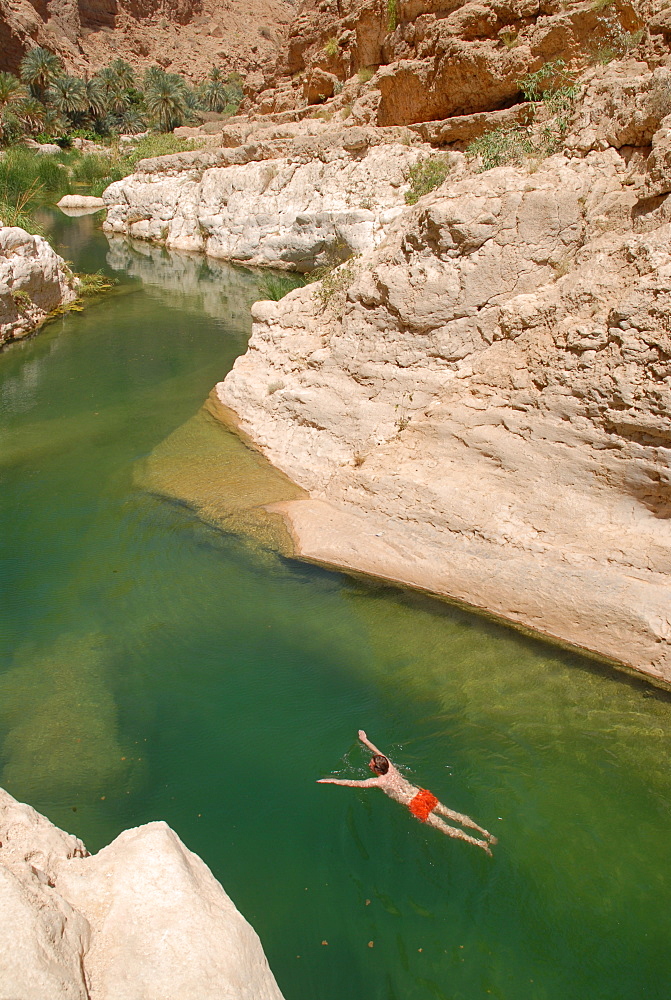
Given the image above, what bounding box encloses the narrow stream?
[1,210,670,1000]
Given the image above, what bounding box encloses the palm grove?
[0,47,243,145]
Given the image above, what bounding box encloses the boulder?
[57,195,106,213]
[0,788,285,1000]
[0,226,78,347]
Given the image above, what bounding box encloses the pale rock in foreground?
[0,787,284,1000]
[0,227,78,347]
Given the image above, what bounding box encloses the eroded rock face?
[218,146,671,683]
[103,128,431,269]
[0,787,285,1000]
[0,0,292,84]
[246,0,645,126]
[0,227,78,348]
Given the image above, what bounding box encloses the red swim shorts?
[409,788,438,823]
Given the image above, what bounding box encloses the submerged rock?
[0,787,285,1000]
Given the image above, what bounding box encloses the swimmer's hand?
[358,729,367,741]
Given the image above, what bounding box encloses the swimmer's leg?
[434,802,497,844]
[425,813,492,855]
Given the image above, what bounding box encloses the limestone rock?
[57,195,106,212]
[0,787,285,1000]
[103,132,431,269]
[218,147,671,683]
[0,226,78,347]
[566,62,671,153]
[56,822,284,1000]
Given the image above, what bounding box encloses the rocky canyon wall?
[0,0,292,83]
[101,0,671,682]
[0,786,285,999]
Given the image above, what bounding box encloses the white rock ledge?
[0,787,285,1000]
[102,131,432,270]
[217,148,671,685]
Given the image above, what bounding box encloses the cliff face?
[249,0,649,125]
[103,122,431,268]
[100,0,671,681]
[0,787,285,999]
[212,55,671,684]
[0,0,293,83]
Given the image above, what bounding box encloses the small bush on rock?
[467,127,535,170]
[405,155,451,204]
[315,256,361,308]
[258,272,307,301]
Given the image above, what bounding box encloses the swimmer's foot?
[487,834,498,845]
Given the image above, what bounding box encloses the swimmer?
[318,730,497,855]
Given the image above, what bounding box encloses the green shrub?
[36,154,70,192]
[404,155,451,204]
[518,59,575,102]
[0,199,44,234]
[324,37,339,58]
[387,0,397,31]
[11,289,32,311]
[71,152,115,185]
[75,270,117,297]
[500,29,519,48]
[312,255,361,309]
[357,67,374,84]
[120,133,200,167]
[467,127,535,170]
[257,272,307,301]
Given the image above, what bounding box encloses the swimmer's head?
[369,754,389,775]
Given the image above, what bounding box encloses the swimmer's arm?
[317,777,380,787]
[357,730,385,756]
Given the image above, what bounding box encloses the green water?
[1,211,671,1000]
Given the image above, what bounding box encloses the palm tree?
[15,98,46,136]
[84,77,107,119]
[108,58,135,91]
[145,70,188,131]
[47,75,87,119]
[0,72,27,109]
[0,72,27,143]
[115,107,147,134]
[202,66,227,112]
[41,106,68,137]
[20,46,63,102]
[96,66,128,116]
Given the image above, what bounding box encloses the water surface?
[1,211,670,1000]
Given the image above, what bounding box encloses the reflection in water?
[1,215,671,1000]
[106,235,261,331]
